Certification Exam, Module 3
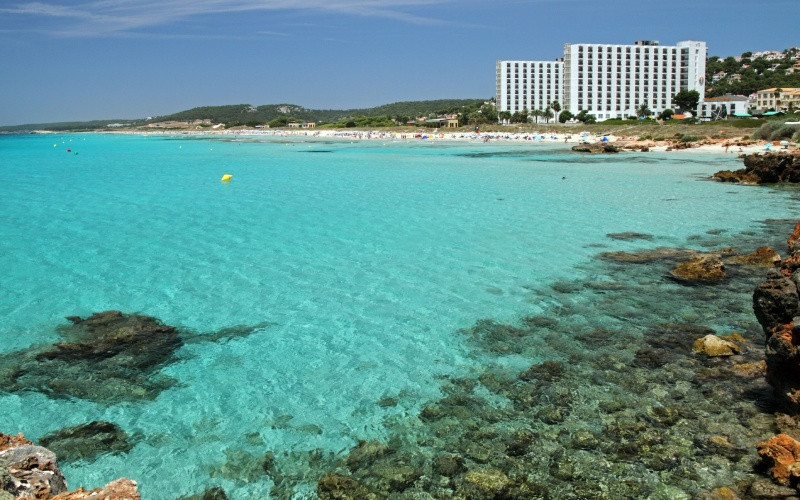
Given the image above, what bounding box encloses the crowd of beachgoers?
[120,127,793,155]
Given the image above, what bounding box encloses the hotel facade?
[497,40,707,121]
[495,60,563,115]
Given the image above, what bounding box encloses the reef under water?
[0,311,272,405]
[280,219,799,499]
[5,225,800,498]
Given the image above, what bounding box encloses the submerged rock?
[38,421,134,463]
[317,473,376,500]
[669,255,726,284]
[0,310,270,404]
[726,246,781,267]
[692,335,741,357]
[606,232,654,241]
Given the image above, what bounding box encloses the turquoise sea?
[1,133,798,498]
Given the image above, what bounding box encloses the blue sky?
[1,0,797,125]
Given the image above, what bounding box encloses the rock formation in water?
[753,222,800,413]
[0,432,139,499]
[571,143,620,153]
[713,153,800,184]
[0,310,271,405]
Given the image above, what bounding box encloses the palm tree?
[550,101,561,123]
[530,109,542,124]
[542,108,554,124]
[636,103,651,119]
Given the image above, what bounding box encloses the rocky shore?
[713,152,800,184]
[0,432,139,499]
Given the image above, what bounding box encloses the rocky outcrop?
[757,434,800,487]
[0,432,139,499]
[571,143,619,153]
[713,153,800,184]
[0,443,67,498]
[692,334,741,357]
[669,255,726,284]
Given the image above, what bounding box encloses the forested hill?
[152,99,485,126]
[0,99,485,132]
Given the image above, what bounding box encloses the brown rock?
[692,335,740,357]
[789,222,800,254]
[757,434,800,486]
[317,473,376,500]
[732,360,766,378]
[52,478,140,499]
[727,246,781,267]
[753,275,800,333]
[0,432,33,452]
[669,255,726,284]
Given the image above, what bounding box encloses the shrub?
[769,125,800,141]
[752,123,775,140]
[653,136,665,141]
[680,135,700,143]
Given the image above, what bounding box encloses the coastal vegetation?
[706,47,800,98]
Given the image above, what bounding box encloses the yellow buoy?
[221,174,233,182]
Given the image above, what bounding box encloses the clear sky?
[1,0,797,125]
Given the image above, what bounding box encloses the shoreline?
[89,127,797,156]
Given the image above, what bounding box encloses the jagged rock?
[0,432,139,500]
[39,421,133,463]
[789,222,800,254]
[51,478,139,499]
[727,246,781,267]
[0,444,67,498]
[0,433,33,452]
[669,255,726,284]
[753,274,800,333]
[757,434,800,487]
[712,153,800,184]
[692,335,740,357]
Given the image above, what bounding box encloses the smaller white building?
[697,95,750,120]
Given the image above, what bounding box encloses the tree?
[530,109,542,124]
[498,111,512,124]
[672,90,700,113]
[542,108,554,123]
[558,110,574,123]
[550,101,561,122]
[658,108,674,120]
[575,110,596,124]
[636,103,651,119]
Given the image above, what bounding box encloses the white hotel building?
[495,60,563,115]
[497,40,707,121]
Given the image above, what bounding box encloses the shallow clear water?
[0,133,797,498]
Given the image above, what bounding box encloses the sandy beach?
[123,127,796,156]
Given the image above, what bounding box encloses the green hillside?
[0,99,486,132]
[151,99,485,127]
